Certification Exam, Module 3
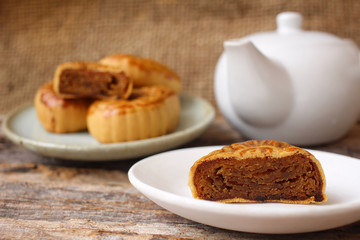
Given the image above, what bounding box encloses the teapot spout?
[224,40,293,126]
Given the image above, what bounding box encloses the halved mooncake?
[189,140,327,204]
[53,62,133,100]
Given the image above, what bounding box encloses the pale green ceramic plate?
[3,95,215,161]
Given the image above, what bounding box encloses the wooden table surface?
[1,115,360,239]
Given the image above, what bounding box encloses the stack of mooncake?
[34,54,181,143]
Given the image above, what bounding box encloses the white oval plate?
[3,95,215,161]
[128,146,360,234]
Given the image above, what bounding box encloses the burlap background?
[1,0,359,114]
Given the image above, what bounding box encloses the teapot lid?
[244,12,342,46]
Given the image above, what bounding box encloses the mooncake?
[99,54,182,93]
[53,62,133,100]
[189,140,327,204]
[87,86,180,143]
[34,82,92,133]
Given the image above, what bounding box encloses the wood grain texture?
[1,116,360,239]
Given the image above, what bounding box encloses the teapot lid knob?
[276,12,303,34]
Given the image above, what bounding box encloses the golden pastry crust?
[53,62,133,100]
[87,86,180,143]
[34,82,92,133]
[189,140,327,204]
[99,54,182,93]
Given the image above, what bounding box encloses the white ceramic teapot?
[215,12,360,146]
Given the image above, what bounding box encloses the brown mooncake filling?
[192,154,325,202]
[59,69,131,99]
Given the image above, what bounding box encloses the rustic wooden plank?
[1,161,359,239]
[1,116,360,239]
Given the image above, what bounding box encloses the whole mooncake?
[87,86,180,143]
[189,140,327,204]
[99,54,182,93]
[34,82,92,133]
